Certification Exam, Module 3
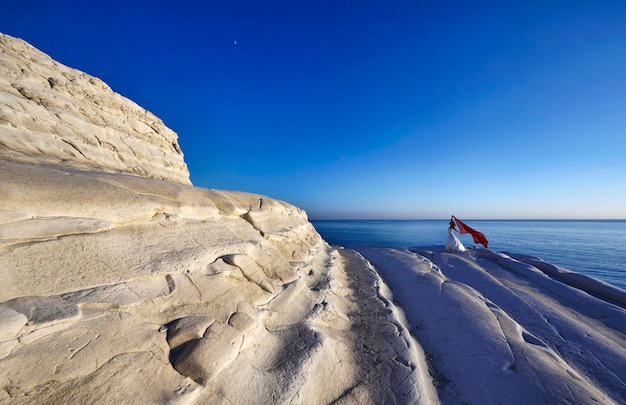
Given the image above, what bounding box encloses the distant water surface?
[311,220,626,290]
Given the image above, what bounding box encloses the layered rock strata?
[0,33,434,404]
[0,33,190,185]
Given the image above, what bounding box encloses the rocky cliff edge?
[0,33,431,404]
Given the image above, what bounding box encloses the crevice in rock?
[164,275,176,296]
[61,139,87,159]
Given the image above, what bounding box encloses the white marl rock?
[0,33,190,184]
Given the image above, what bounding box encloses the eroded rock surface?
[0,33,434,404]
[0,33,190,184]
[0,161,433,404]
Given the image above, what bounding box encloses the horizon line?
[309,218,626,221]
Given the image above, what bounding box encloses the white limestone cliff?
[0,33,434,404]
[0,33,190,185]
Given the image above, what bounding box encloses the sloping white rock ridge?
[0,33,435,404]
[355,247,626,404]
[0,33,190,185]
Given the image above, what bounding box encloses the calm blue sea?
[311,220,626,290]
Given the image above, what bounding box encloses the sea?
[311,220,626,291]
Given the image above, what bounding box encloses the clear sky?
[2,1,625,219]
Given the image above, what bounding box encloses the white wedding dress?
[445,228,466,252]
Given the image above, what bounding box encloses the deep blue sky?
[2,1,625,219]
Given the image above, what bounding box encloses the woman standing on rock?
[445,216,466,252]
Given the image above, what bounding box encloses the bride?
[445,217,466,252]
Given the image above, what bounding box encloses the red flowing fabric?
[452,216,489,248]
